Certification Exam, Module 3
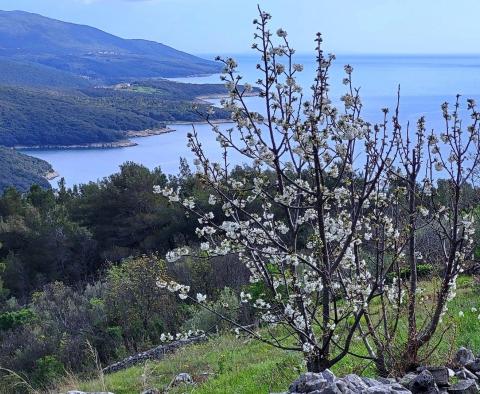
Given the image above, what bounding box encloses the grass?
[58,276,480,394]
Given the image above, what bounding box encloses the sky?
[1,0,480,55]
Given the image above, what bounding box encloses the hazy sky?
[1,0,480,55]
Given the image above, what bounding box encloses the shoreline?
[15,127,175,151]
[45,169,60,181]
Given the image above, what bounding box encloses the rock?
[461,368,479,381]
[363,377,382,387]
[67,392,114,394]
[455,348,476,368]
[410,370,439,393]
[288,372,412,394]
[343,374,370,391]
[448,370,456,379]
[363,383,411,393]
[466,361,480,374]
[447,379,479,394]
[378,378,398,385]
[171,372,193,386]
[140,390,160,394]
[420,367,450,387]
[320,369,336,383]
[288,372,328,393]
[399,373,420,388]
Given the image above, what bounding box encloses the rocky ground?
[66,347,480,394]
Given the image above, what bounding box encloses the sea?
[22,54,480,187]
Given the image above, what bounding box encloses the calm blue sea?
[23,54,480,187]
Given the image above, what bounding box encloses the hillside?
[0,58,91,89]
[0,10,221,81]
[0,82,229,147]
[59,277,480,394]
[0,147,52,193]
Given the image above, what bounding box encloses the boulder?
[399,373,420,388]
[417,367,450,387]
[447,379,479,394]
[455,348,476,368]
[288,372,329,393]
[343,374,369,392]
[363,384,411,394]
[466,361,480,374]
[171,372,194,386]
[457,368,479,381]
[410,370,439,393]
[67,392,114,394]
[287,371,412,394]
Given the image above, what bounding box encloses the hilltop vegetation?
[0,82,229,147]
[0,9,228,152]
[0,10,221,81]
[0,59,91,89]
[0,147,52,193]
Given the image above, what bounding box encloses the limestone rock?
[410,370,439,394]
[288,372,329,393]
[67,392,114,394]
[447,379,479,394]
[288,371,412,394]
[466,361,480,374]
[417,367,450,387]
[171,372,194,386]
[140,389,160,394]
[455,348,476,368]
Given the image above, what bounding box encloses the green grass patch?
[60,276,480,394]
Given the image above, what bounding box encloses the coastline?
[15,127,175,151]
[45,169,60,181]
[14,90,246,152]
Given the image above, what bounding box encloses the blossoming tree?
[154,9,479,373]
[360,96,480,374]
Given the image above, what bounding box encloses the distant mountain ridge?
[0,10,221,82]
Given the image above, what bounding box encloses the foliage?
[60,278,480,394]
[182,287,240,333]
[0,10,221,82]
[0,83,228,147]
[0,308,35,331]
[155,9,480,374]
[0,147,52,193]
[31,355,64,388]
[0,186,97,300]
[104,254,181,352]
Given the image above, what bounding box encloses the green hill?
[0,58,91,89]
[0,82,228,147]
[0,147,52,193]
[0,10,221,82]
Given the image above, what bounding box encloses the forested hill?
[0,10,221,81]
[0,147,52,193]
[0,81,229,147]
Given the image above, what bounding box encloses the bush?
[104,254,181,351]
[0,308,35,331]
[31,355,64,388]
[182,287,240,333]
[386,264,433,282]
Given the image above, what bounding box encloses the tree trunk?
[306,354,329,372]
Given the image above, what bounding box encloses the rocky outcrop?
[287,370,411,394]
[102,335,207,374]
[284,348,480,394]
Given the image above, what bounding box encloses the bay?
[23,54,480,187]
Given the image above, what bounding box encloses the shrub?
[182,287,240,333]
